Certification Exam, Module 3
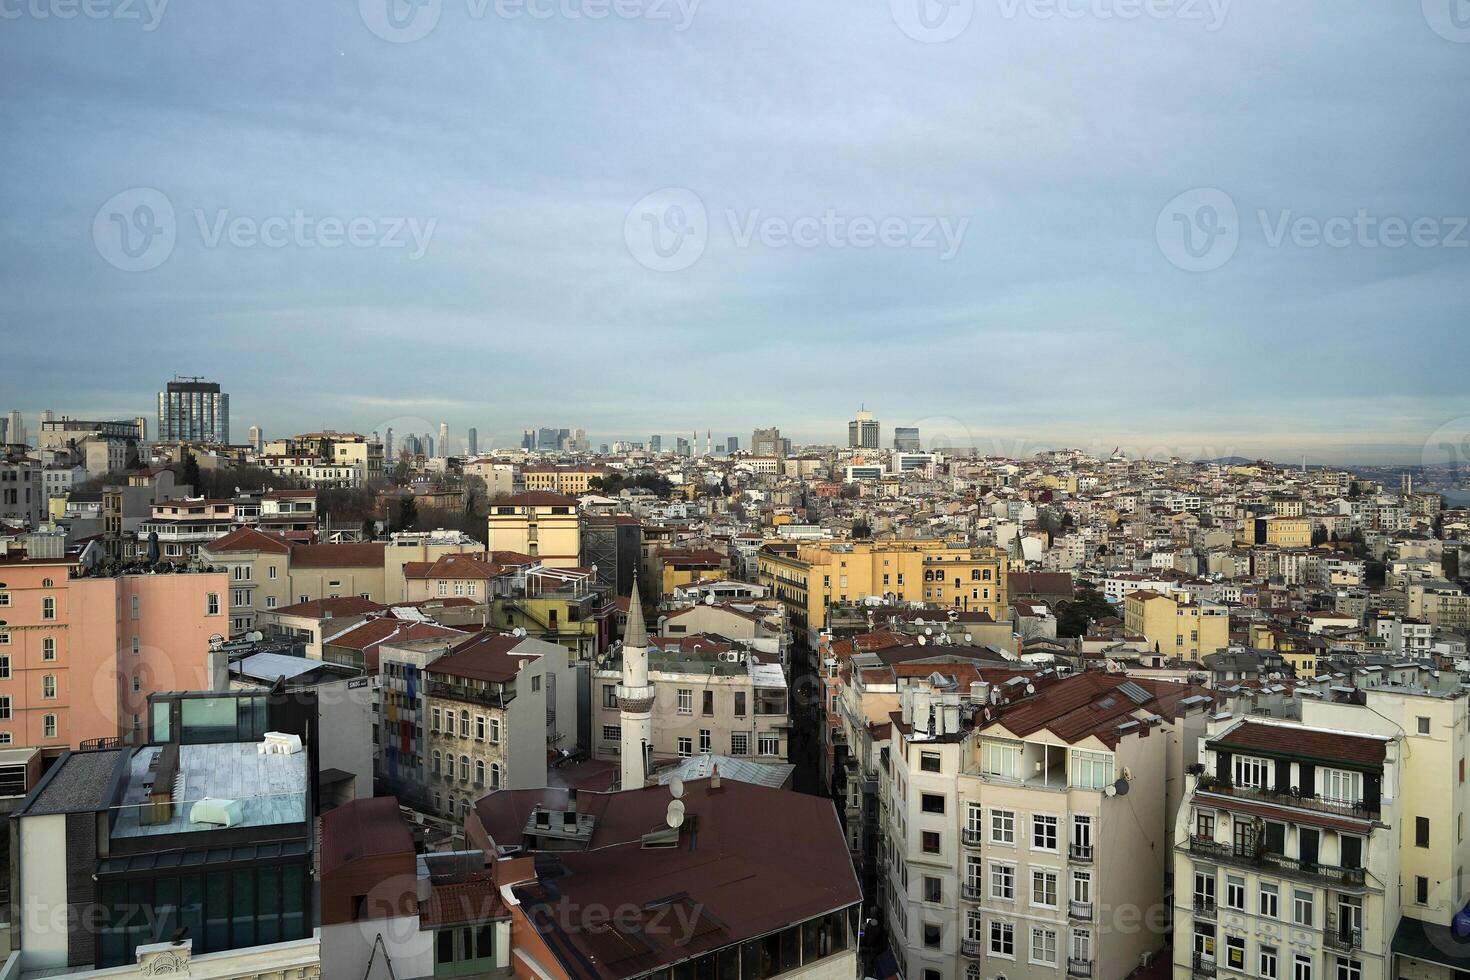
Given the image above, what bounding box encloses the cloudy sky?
[1,0,1467,464]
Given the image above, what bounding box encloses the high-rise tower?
[617,581,655,790]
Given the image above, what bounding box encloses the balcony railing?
[1324,915,1363,952]
[1069,842,1094,863]
[1196,778,1379,820]
[1191,953,1216,979]
[426,681,509,709]
[1185,836,1366,888]
[1068,900,1093,921]
[1066,958,1093,979]
[962,828,984,848]
[1192,897,1217,919]
[962,883,983,902]
[960,940,982,958]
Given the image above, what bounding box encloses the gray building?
[893,426,920,451]
[848,409,879,449]
[157,376,229,444]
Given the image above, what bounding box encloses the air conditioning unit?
[1139,951,1155,968]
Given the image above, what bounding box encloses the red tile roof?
[1209,720,1388,766]
[203,526,292,555]
[289,542,386,568]
[271,596,384,619]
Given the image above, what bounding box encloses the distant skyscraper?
[752,427,788,458]
[247,425,263,453]
[39,409,54,424]
[726,436,739,454]
[650,435,662,453]
[849,408,880,449]
[675,436,691,457]
[521,429,535,451]
[424,434,435,458]
[467,427,478,456]
[3,410,21,446]
[133,416,148,443]
[384,427,394,462]
[158,376,229,444]
[894,427,920,452]
[438,422,450,458]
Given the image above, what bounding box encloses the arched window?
[42,675,56,699]
[475,760,486,786]
[460,755,470,780]
[491,763,501,789]
[459,710,470,737]
[41,578,53,588]
[432,750,441,775]
[965,966,980,980]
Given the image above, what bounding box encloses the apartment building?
[486,490,581,567]
[590,642,789,772]
[884,672,1203,980]
[420,631,578,821]
[1123,589,1230,660]
[286,541,386,603]
[199,526,292,636]
[520,463,611,494]
[0,533,228,762]
[758,540,1008,639]
[0,453,42,527]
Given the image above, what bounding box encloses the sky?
[1,0,1467,466]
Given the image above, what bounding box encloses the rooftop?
[112,742,307,838]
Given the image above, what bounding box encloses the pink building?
[0,548,228,757]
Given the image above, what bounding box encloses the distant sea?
[1444,490,1470,508]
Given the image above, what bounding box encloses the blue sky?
[1,0,1467,464]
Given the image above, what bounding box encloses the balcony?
[1196,777,1379,820]
[962,828,984,848]
[1192,897,1217,919]
[1185,836,1366,889]
[1191,954,1216,979]
[1068,900,1093,921]
[962,883,983,902]
[1066,958,1093,979]
[960,940,982,958]
[426,681,509,709]
[1324,915,1362,952]
[1069,842,1093,863]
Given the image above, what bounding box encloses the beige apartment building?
[486,491,581,568]
[519,464,610,495]
[1123,589,1229,660]
[590,644,789,773]
[287,542,386,603]
[200,526,293,636]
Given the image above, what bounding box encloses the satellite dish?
[706,592,716,605]
[669,776,685,800]
[965,633,973,643]
[208,633,224,651]
[925,627,933,636]
[917,635,927,646]
[1025,683,1036,694]
[1111,778,1130,797]
[666,799,686,829]
[1104,784,1117,798]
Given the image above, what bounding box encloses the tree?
[179,451,201,491]
[396,495,418,532]
[1055,588,1115,638]
[852,519,872,539]
[1311,526,1328,547]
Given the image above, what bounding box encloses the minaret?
[618,581,655,790]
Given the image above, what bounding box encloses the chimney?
[710,763,722,790]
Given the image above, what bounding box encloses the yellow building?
[1123,590,1229,660]
[655,548,729,600]
[486,491,581,568]
[757,539,1007,634]
[519,465,610,495]
[1238,515,1311,548]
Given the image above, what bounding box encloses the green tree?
[396,495,418,532]
[180,451,201,491]
[1055,588,1115,638]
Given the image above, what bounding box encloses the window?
[1225,875,1245,911]
[489,719,500,743]
[42,674,56,699]
[1259,882,1279,919]
[205,593,219,616]
[42,714,56,738]
[131,637,140,656]
[42,596,55,620]
[921,793,945,814]
[601,724,620,742]
[0,632,7,646]
[1416,875,1429,904]
[1233,754,1268,789]
[920,751,941,772]
[0,593,7,607]
[0,733,9,745]
[1323,768,1362,805]
[269,565,278,579]
[921,831,941,854]
[1418,716,1431,735]
[0,655,7,679]
[734,691,746,716]
[1292,889,1314,927]
[989,920,1014,957]
[602,685,617,708]
[265,596,277,609]
[991,863,1015,900]
[490,763,501,788]
[475,716,486,741]
[430,707,441,732]
[1029,927,1057,966]
[0,696,9,720]
[130,674,140,693]
[922,924,940,949]
[730,732,749,755]
[1225,936,1245,971]
[758,732,780,756]
[459,756,470,781]
[699,729,711,753]
[432,750,442,774]
[1071,750,1113,789]
[1294,955,1313,980]
[460,711,470,737]
[1032,814,1058,851]
[1335,959,1361,980]
[702,690,714,715]
[130,594,139,618]
[981,739,1021,778]
[475,760,485,786]
[1416,816,1430,848]
[677,737,692,758]
[1030,868,1058,908]
[41,637,55,661]
[1260,946,1278,980]
[991,809,1015,844]
[677,689,692,714]
[923,876,941,903]
[531,676,541,693]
